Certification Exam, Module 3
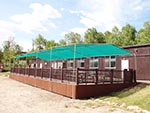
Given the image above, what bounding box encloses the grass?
[0,72,10,77]
[100,84,150,110]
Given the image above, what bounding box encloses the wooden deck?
[10,67,136,99]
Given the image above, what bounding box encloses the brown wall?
[10,74,135,99]
[123,45,150,80]
[10,74,75,98]
[74,83,133,99]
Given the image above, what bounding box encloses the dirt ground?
[0,75,147,113]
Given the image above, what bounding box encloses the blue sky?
[0,0,150,51]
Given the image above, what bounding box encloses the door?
[121,59,129,70]
[121,59,129,79]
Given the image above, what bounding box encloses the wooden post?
[76,68,79,85]
[50,67,52,80]
[133,70,136,83]
[28,68,30,76]
[95,69,98,85]
[34,68,36,78]
[41,68,43,79]
[61,68,63,82]
[110,69,113,84]
[123,69,127,83]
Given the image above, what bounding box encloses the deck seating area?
[10,68,136,99]
[11,67,136,85]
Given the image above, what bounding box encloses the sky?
[0,0,150,51]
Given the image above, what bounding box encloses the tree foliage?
[34,34,47,51]
[65,32,83,45]
[45,40,58,49]
[2,37,22,70]
[58,39,67,46]
[121,24,137,46]
[136,21,150,44]
[0,49,3,62]
[84,28,105,43]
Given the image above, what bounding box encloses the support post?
[41,68,43,78]
[61,68,63,82]
[123,69,127,83]
[110,69,113,84]
[95,69,98,85]
[50,67,52,80]
[76,68,79,85]
[133,70,136,83]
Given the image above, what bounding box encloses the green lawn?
[0,72,10,77]
[100,84,150,110]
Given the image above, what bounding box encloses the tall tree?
[58,39,67,46]
[45,40,58,49]
[121,24,137,46]
[0,49,3,62]
[65,32,83,45]
[104,26,122,46]
[34,34,47,50]
[2,37,23,70]
[14,44,22,55]
[84,28,105,43]
[136,21,150,44]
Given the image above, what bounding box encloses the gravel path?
[0,76,145,113]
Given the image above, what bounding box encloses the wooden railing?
[11,67,136,85]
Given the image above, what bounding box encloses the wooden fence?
[11,67,136,85]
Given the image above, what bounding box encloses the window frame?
[77,59,85,68]
[104,56,116,69]
[89,58,99,69]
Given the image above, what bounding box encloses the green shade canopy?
[15,44,132,61]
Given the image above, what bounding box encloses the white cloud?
[70,27,86,34]
[60,27,86,38]
[0,20,16,47]
[60,31,68,36]
[72,0,149,31]
[0,2,61,50]
[10,3,61,34]
[60,8,65,11]
[16,39,32,51]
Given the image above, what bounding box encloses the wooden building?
[10,44,136,98]
[26,44,150,81]
[122,44,150,80]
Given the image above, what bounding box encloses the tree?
[2,37,23,70]
[14,44,22,55]
[111,26,123,46]
[136,21,150,44]
[121,24,137,46]
[84,28,105,43]
[0,49,3,62]
[104,31,112,43]
[34,34,47,50]
[2,38,15,70]
[45,40,58,49]
[65,32,83,45]
[58,39,67,46]
[104,26,122,46]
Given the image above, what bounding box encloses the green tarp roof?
[15,44,131,61]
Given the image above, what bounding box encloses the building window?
[51,62,63,69]
[104,56,116,69]
[67,60,74,68]
[77,59,85,68]
[57,62,63,68]
[90,58,99,68]
[51,62,56,68]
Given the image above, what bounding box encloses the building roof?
[123,44,150,49]
[15,44,131,61]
